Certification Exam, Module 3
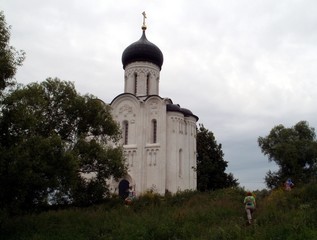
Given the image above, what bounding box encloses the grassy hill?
[1,184,317,240]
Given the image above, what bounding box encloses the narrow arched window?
[151,119,157,143]
[123,120,129,145]
[179,149,183,177]
[146,73,150,95]
[134,73,137,95]
[124,75,127,92]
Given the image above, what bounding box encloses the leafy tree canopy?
[0,78,127,212]
[0,11,25,92]
[196,124,238,191]
[258,121,317,189]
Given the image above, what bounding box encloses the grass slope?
[1,184,317,240]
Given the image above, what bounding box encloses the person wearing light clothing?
[244,192,256,225]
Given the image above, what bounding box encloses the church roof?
[121,30,164,70]
[166,104,199,121]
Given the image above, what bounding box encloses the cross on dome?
[142,11,147,31]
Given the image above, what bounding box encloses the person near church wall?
[125,187,136,205]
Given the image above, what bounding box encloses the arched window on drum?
[134,72,137,95]
[122,120,129,145]
[151,119,157,143]
[146,73,150,95]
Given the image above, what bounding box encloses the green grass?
[1,184,317,240]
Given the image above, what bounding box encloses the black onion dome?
[122,31,163,69]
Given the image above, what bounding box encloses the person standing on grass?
[244,192,256,225]
[125,187,136,205]
[284,178,294,191]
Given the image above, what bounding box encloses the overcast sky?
[2,0,317,190]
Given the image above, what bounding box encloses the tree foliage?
[0,78,127,212]
[258,121,317,189]
[196,124,238,191]
[0,11,25,92]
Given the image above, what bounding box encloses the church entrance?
[118,179,130,199]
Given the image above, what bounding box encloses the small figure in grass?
[244,191,256,225]
[284,178,294,191]
[125,187,136,205]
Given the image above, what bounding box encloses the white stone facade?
[108,36,198,196]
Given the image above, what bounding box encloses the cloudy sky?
[2,0,317,190]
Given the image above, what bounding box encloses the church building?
[108,14,198,197]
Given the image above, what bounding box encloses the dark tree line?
[0,78,127,213]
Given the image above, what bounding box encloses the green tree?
[0,78,126,212]
[0,11,25,91]
[196,124,238,191]
[258,121,317,189]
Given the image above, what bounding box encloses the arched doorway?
[118,179,130,199]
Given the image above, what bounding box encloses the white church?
[108,14,199,197]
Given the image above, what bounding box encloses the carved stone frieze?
[147,148,159,166]
[149,100,159,115]
[119,104,133,115]
[124,149,137,167]
[125,67,158,78]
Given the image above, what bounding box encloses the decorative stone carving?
[149,100,159,115]
[119,104,133,114]
[126,67,158,79]
[124,149,137,167]
[147,148,158,166]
